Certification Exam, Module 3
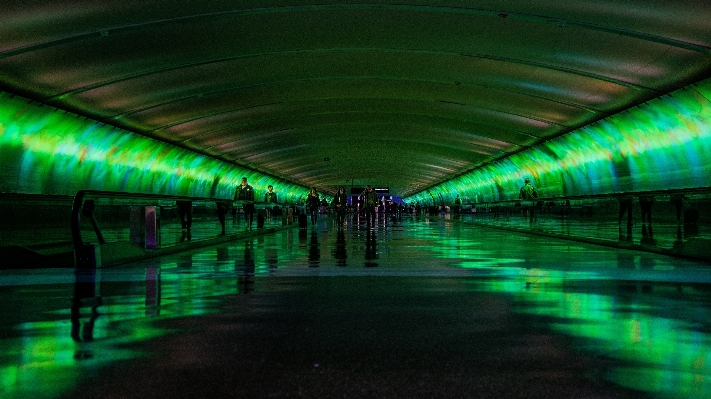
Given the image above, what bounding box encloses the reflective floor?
[2,215,711,398]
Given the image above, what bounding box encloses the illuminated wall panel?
[405,78,711,205]
[0,93,309,202]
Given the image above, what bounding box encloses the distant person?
[287,205,295,224]
[305,187,320,225]
[176,200,192,233]
[264,185,278,219]
[176,200,192,240]
[639,195,655,225]
[618,195,633,227]
[236,177,255,228]
[361,185,380,225]
[519,178,537,217]
[452,195,462,215]
[670,194,686,225]
[518,178,538,200]
[332,186,349,227]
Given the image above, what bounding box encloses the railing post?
[82,200,105,244]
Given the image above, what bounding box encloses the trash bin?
[130,206,161,249]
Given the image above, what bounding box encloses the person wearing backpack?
[519,178,538,218]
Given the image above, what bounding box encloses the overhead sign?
[350,187,389,194]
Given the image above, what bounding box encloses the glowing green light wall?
[406,78,711,205]
[0,92,309,201]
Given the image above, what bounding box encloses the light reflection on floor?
[1,215,711,398]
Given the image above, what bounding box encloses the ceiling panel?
[1,1,710,196]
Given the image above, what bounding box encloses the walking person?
[332,186,349,227]
[306,187,320,225]
[264,185,278,220]
[618,195,633,227]
[361,185,380,226]
[518,178,538,219]
[176,200,192,232]
[236,177,255,228]
[176,200,192,240]
[670,194,686,225]
[452,195,462,216]
[639,195,655,225]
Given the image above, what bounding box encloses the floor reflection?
[334,229,347,267]
[502,279,711,398]
[1,217,711,398]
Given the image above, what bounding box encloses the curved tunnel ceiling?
[2,1,711,197]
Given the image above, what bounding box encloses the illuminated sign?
[350,187,389,195]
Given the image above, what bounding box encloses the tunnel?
[2,2,711,398]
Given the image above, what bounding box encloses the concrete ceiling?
[2,1,711,197]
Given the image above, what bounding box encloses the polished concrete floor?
[2,215,711,398]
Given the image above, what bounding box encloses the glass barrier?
[0,193,75,249]
[71,191,294,249]
[448,190,711,253]
[0,191,295,268]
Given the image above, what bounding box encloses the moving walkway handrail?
[467,187,711,207]
[0,192,74,201]
[69,189,283,253]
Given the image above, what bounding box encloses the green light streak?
[0,92,309,201]
[406,78,711,204]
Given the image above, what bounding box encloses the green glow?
[412,224,711,398]
[0,260,238,399]
[459,276,711,398]
[0,329,153,399]
[406,79,711,204]
[0,92,309,201]
[518,288,711,397]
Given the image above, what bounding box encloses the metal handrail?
[463,187,711,207]
[0,193,74,200]
[69,190,291,253]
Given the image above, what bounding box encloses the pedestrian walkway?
[1,217,710,399]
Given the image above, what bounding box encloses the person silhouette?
[360,185,380,226]
[305,187,320,226]
[236,177,255,228]
[518,178,538,218]
[618,195,633,227]
[264,185,278,220]
[176,200,192,237]
[332,186,349,227]
[452,195,462,217]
